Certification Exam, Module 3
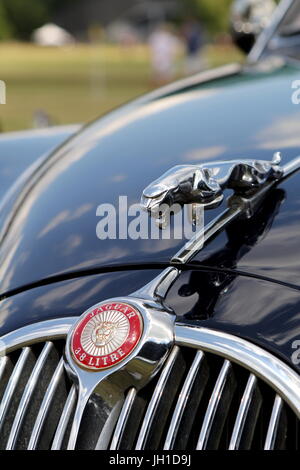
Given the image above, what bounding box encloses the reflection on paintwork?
[183,146,227,162]
[204,276,300,367]
[0,269,160,336]
[37,204,93,238]
[0,125,80,201]
[170,271,300,372]
[167,188,285,319]
[257,115,300,149]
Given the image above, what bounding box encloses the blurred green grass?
[0,42,243,132]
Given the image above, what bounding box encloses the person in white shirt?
[148,24,180,85]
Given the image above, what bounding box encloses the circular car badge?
[71,302,143,371]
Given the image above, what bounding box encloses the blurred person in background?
[182,18,205,76]
[148,23,180,86]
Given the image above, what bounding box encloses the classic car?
[0,0,300,451]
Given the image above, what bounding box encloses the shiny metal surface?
[140,151,300,271]
[6,342,54,449]
[229,374,257,449]
[282,155,300,177]
[163,350,204,450]
[51,385,76,450]
[175,324,300,418]
[0,318,77,354]
[141,155,283,221]
[0,356,9,385]
[110,387,136,450]
[0,319,299,449]
[140,151,300,269]
[64,293,176,449]
[63,261,180,449]
[264,395,284,450]
[0,348,31,435]
[249,0,295,62]
[196,359,232,449]
[172,206,241,264]
[172,153,299,265]
[135,346,180,450]
[0,320,75,449]
[133,266,180,303]
[28,358,65,450]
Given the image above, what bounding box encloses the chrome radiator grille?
[0,320,299,450]
[0,340,73,450]
[113,346,300,450]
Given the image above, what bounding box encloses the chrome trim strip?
[66,394,87,450]
[248,0,295,63]
[172,207,240,264]
[135,346,180,450]
[283,155,300,178]
[133,266,180,301]
[228,374,257,450]
[0,356,8,381]
[175,325,300,418]
[264,395,283,450]
[0,347,31,434]
[163,350,204,450]
[51,385,76,450]
[134,63,242,107]
[0,318,77,354]
[110,387,137,450]
[196,359,231,450]
[28,359,65,450]
[6,342,54,449]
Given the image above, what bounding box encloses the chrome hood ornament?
[141,152,283,222]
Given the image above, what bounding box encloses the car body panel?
[0,125,81,201]
[0,269,160,337]
[172,272,300,373]
[0,62,300,296]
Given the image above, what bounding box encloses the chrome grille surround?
[0,318,299,450]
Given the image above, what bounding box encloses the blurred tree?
[0,0,234,41]
[183,0,233,36]
[0,1,12,40]
[1,0,50,40]
[0,0,80,40]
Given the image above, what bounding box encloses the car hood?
[1,62,300,295]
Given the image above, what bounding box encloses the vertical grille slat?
[264,395,284,450]
[0,357,8,382]
[0,347,34,448]
[0,356,13,403]
[51,385,76,450]
[0,357,8,402]
[110,388,136,450]
[135,346,180,450]
[163,350,204,450]
[196,359,232,450]
[28,359,65,450]
[229,374,258,450]
[6,342,54,450]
